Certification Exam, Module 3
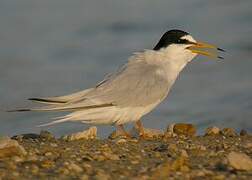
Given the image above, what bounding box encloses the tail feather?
[8,102,114,113]
[7,108,31,112]
[28,88,93,105]
[28,98,66,104]
[38,106,115,127]
[37,117,71,127]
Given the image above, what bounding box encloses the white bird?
[10,29,224,138]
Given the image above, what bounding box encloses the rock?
[240,129,248,136]
[180,150,189,158]
[115,139,127,144]
[80,174,89,180]
[130,160,139,164]
[0,136,27,158]
[94,169,110,180]
[212,175,226,180]
[199,145,207,151]
[168,144,179,153]
[205,127,220,136]
[166,124,175,133]
[172,123,197,136]
[227,151,252,171]
[30,164,39,174]
[153,144,168,152]
[102,152,120,161]
[67,162,83,173]
[41,160,55,169]
[164,124,176,138]
[40,130,55,140]
[44,152,53,157]
[151,161,171,179]
[130,127,163,138]
[82,163,93,175]
[243,142,252,149]
[171,151,189,172]
[108,129,129,139]
[26,153,38,162]
[62,126,97,141]
[11,156,24,163]
[12,133,40,140]
[109,126,163,139]
[221,128,237,137]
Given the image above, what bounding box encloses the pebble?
[50,143,58,147]
[0,125,250,179]
[44,152,53,157]
[82,163,93,174]
[205,127,220,136]
[171,152,189,172]
[0,136,27,158]
[40,130,55,140]
[80,174,89,180]
[180,150,189,158]
[240,129,248,136]
[26,153,38,162]
[31,164,39,174]
[168,144,179,154]
[110,127,163,139]
[151,161,171,179]
[94,169,111,180]
[102,152,120,161]
[11,156,24,163]
[227,151,252,171]
[199,145,207,151]
[172,123,197,136]
[243,142,252,149]
[195,170,205,177]
[130,127,163,138]
[62,126,97,141]
[115,139,127,144]
[221,128,237,137]
[153,144,168,152]
[164,124,177,138]
[131,160,139,164]
[41,160,55,169]
[67,162,83,173]
[212,175,226,180]
[108,130,129,139]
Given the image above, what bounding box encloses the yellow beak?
[187,41,224,59]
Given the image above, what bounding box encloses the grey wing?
[86,60,170,107]
[22,59,170,112]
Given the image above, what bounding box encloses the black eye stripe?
[178,39,191,44]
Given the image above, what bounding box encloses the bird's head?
[154,29,224,62]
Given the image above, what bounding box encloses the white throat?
[131,46,197,86]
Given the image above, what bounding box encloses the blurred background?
[0,0,252,137]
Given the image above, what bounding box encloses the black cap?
[153,29,190,50]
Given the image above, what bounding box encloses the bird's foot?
[134,120,163,139]
[139,132,150,140]
[134,120,149,139]
[109,125,132,139]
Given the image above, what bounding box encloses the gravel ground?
[0,124,251,179]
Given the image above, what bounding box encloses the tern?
[10,29,224,138]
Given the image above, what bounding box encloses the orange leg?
[135,120,146,138]
[116,124,131,138]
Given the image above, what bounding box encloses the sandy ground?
[0,125,251,179]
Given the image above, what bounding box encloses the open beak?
[187,41,225,59]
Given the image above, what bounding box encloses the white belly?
[75,101,161,125]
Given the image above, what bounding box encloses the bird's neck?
[134,49,195,84]
[142,49,193,72]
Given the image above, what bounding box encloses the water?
[0,0,252,137]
